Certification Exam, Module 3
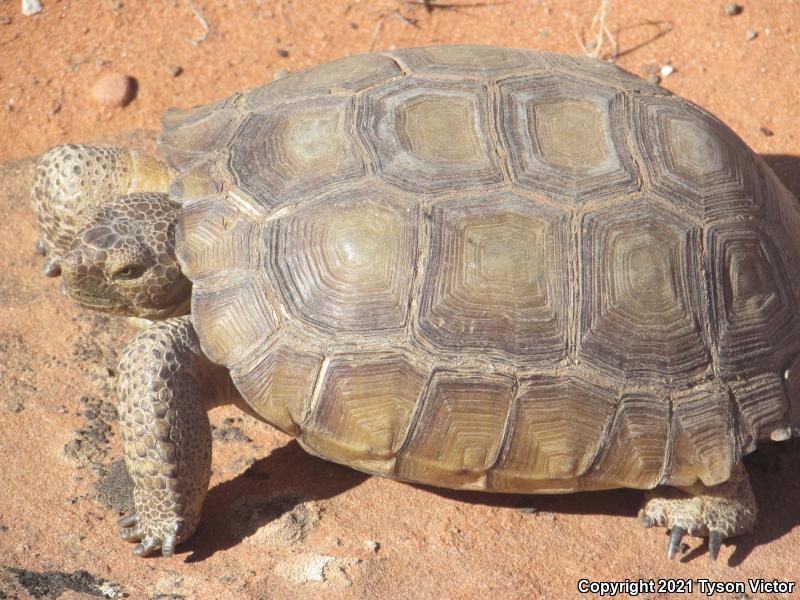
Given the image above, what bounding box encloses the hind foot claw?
[638,463,757,561]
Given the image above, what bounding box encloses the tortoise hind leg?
[638,462,757,561]
[116,315,236,556]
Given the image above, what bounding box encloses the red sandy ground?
[1,1,799,599]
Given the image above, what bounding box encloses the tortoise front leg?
[638,462,757,561]
[116,315,234,556]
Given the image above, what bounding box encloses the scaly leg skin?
[116,315,236,556]
[638,462,757,561]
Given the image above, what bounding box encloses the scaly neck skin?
[60,192,192,320]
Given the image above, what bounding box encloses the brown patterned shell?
[161,46,800,493]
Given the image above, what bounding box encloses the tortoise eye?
[113,265,145,280]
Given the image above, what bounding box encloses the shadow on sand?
[763,154,800,200]
[182,436,800,565]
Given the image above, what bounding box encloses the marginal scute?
[168,158,223,201]
[360,78,502,194]
[230,341,323,435]
[706,222,800,376]
[390,45,543,78]
[580,198,710,383]
[786,354,800,434]
[300,353,428,475]
[229,97,365,210]
[730,373,790,451]
[541,53,667,93]
[191,274,280,367]
[159,95,242,170]
[667,385,735,487]
[397,372,514,489]
[176,195,260,282]
[587,391,668,489]
[497,73,638,205]
[629,94,764,220]
[265,184,417,335]
[416,192,570,363]
[244,53,404,110]
[490,374,616,492]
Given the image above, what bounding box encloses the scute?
[300,352,428,476]
[579,198,710,383]
[396,371,515,489]
[415,191,570,363]
[390,45,544,78]
[706,222,800,376]
[490,373,616,492]
[191,273,280,366]
[730,373,791,452]
[159,95,242,170]
[629,94,764,220]
[359,78,503,194]
[244,53,404,110]
[230,341,323,435]
[587,391,669,489]
[229,97,366,210]
[668,385,735,486]
[497,73,639,205]
[264,183,418,336]
[177,194,260,282]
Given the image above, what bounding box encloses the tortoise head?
[60,192,191,319]
[30,144,175,277]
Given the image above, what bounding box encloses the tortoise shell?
[160,45,800,493]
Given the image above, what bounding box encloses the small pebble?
[0,17,12,24]
[746,30,758,41]
[91,73,137,107]
[22,0,42,16]
[724,3,743,16]
[169,65,184,77]
[760,127,774,137]
[276,48,290,58]
[660,64,675,78]
[365,540,380,552]
[647,73,661,85]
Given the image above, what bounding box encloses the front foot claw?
[117,512,186,557]
[638,466,757,561]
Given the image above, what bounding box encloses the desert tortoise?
[31,45,800,560]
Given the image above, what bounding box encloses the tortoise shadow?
[183,436,800,564]
[423,440,800,566]
[181,440,369,562]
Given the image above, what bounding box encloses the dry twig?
[188,0,210,46]
[576,0,618,60]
